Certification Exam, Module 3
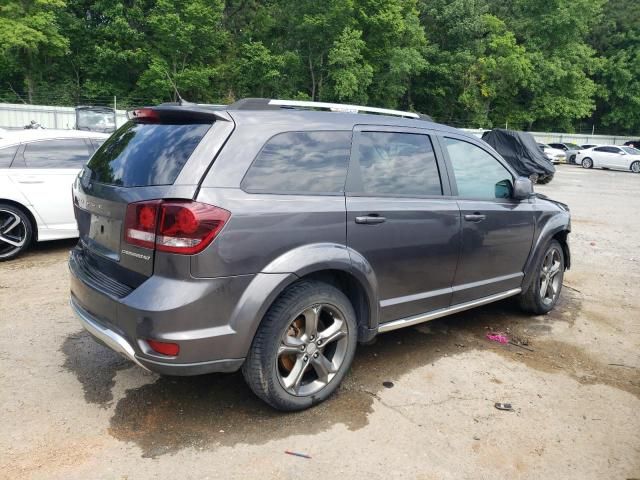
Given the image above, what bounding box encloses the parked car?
[0,129,109,260]
[537,143,566,164]
[623,140,640,149]
[69,99,571,411]
[576,145,640,173]
[481,129,555,183]
[548,142,582,164]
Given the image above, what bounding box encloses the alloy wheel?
[582,158,592,169]
[539,247,562,306]
[631,161,640,173]
[277,303,349,397]
[0,209,27,259]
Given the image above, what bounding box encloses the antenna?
[164,70,189,105]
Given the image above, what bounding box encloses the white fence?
[0,103,128,130]
[0,102,636,145]
[461,128,637,146]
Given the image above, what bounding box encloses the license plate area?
[87,214,122,261]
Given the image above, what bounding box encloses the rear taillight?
[124,200,230,254]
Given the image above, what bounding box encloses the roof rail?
[268,99,420,119]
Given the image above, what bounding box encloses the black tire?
[537,174,554,184]
[569,154,576,163]
[242,280,358,411]
[519,239,565,315]
[581,157,593,169]
[631,161,640,174]
[0,203,33,261]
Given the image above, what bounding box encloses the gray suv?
[69,98,571,411]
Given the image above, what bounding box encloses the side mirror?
[513,177,534,199]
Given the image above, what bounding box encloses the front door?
[346,127,461,323]
[440,135,535,305]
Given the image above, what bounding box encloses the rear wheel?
[581,157,593,169]
[0,204,33,261]
[242,281,358,411]
[519,239,565,315]
[631,161,640,173]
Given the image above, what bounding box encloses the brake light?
[124,200,230,254]
[127,108,161,123]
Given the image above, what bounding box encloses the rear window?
[86,122,211,187]
[241,131,351,194]
[23,139,91,168]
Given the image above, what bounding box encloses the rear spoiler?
[127,105,232,123]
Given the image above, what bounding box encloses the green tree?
[0,0,69,102]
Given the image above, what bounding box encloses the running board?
[377,288,522,333]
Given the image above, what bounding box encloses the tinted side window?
[356,132,442,196]
[444,137,513,199]
[23,139,91,168]
[594,147,607,152]
[242,131,351,194]
[0,145,18,168]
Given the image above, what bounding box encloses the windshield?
[622,147,640,155]
[86,121,212,187]
[76,110,117,133]
[566,143,581,149]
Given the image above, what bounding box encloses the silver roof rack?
[268,99,420,119]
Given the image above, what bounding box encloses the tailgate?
[71,107,234,282]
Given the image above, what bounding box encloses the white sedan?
[576,145,640,173]
[537,143,566,164]
[0,129,109,260]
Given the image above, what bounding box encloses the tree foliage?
[0,0,637,133]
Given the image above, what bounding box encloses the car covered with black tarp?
[482,129,555,184]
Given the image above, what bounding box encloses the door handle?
[464,213,486,222]
[355,215,386,225]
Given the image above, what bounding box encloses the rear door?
[73,110,233,280]
[10,138,92,233]
[346,126,461,323]
[440,134,535,304]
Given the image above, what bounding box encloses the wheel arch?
[0,198,39,242]
[229,243,380,359]
[522,216,571,292]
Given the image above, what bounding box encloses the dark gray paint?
[70,107,571,375]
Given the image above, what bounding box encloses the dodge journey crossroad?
[69,98,571,411]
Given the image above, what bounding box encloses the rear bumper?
[68,247,283,375]
[70,296,245,375]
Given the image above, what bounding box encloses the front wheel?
[0,204,33,261]
[519,239,565,315]
[631,161,640,173]
[581,157,593,169]
[242,281,358,411]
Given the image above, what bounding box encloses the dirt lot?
[1,164,639,480]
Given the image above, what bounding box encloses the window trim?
[0,143,19,169]
[345,125,452,199]
[239,130,353,196]
[438,133,519,202]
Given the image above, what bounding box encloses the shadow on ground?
[61,290,638,457]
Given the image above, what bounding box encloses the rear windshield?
[86,121,211,187]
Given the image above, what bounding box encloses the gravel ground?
[1,164,639,479]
